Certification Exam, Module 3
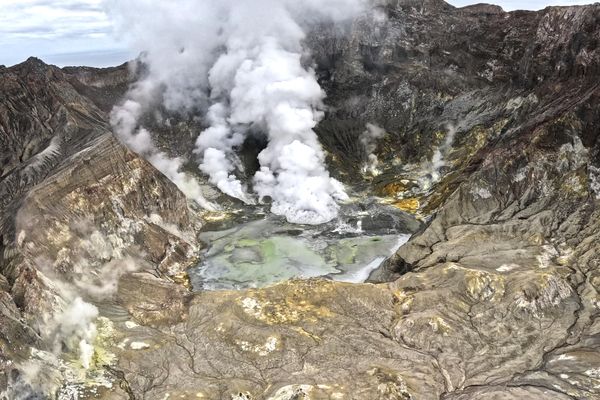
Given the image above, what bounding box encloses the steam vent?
[1,0,600,399]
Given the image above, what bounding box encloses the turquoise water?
[189,217,410,290]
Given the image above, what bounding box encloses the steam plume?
[417,124,457,191]
[360,123,386,176]
[431,124,457,182]
[105,0,365,224]
[109,80,216,211]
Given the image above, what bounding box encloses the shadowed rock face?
[311,1,600,186]
[1,1,600,399]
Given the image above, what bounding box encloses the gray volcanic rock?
[107,280,446,399]
[0,57,127,238]
[113,2,600,398]
[310,2,600,183]
[0,282,38,384]
[117,272,191,326]
[0,58,200,396]
[1,1,600,399]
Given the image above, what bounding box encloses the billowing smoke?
[360,123,386,176]
[105,0,366,224]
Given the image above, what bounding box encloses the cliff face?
[311,2,600,180]
[1,1,600,399]
[0,58,128,233]
[0,59,199,396]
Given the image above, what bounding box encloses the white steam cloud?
[7,256,140,398]
[105,0,366,224]
[110,87,216,211]
[431,124,457,182]
[37,256,139,372]
[54,297,99,370]
[360,123,386,176]
[417,124,457,192]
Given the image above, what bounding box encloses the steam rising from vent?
[417,124,457,192]
[55,297,98,370]
[431,124,457,182]
[110,85,216,211]
[105,0,366,224]
[360,123,386,176]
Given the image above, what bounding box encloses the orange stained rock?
[392,198,420,213]
[381,181,407,197]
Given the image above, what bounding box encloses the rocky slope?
[1,1,600,399]
[0,58,200,397]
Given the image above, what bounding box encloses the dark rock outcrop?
[1,1,600,399]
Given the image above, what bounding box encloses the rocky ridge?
[1,1,600,399]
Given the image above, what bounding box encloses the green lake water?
[189,217,410,290]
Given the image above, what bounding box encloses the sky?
[0,0,596,68]
[0,0,134,67]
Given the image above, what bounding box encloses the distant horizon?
[2,49,136,69]
[449,0,595,10]
[0,0,596,68]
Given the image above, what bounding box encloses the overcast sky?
[0,0,596,68]
[0,0,133,67]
